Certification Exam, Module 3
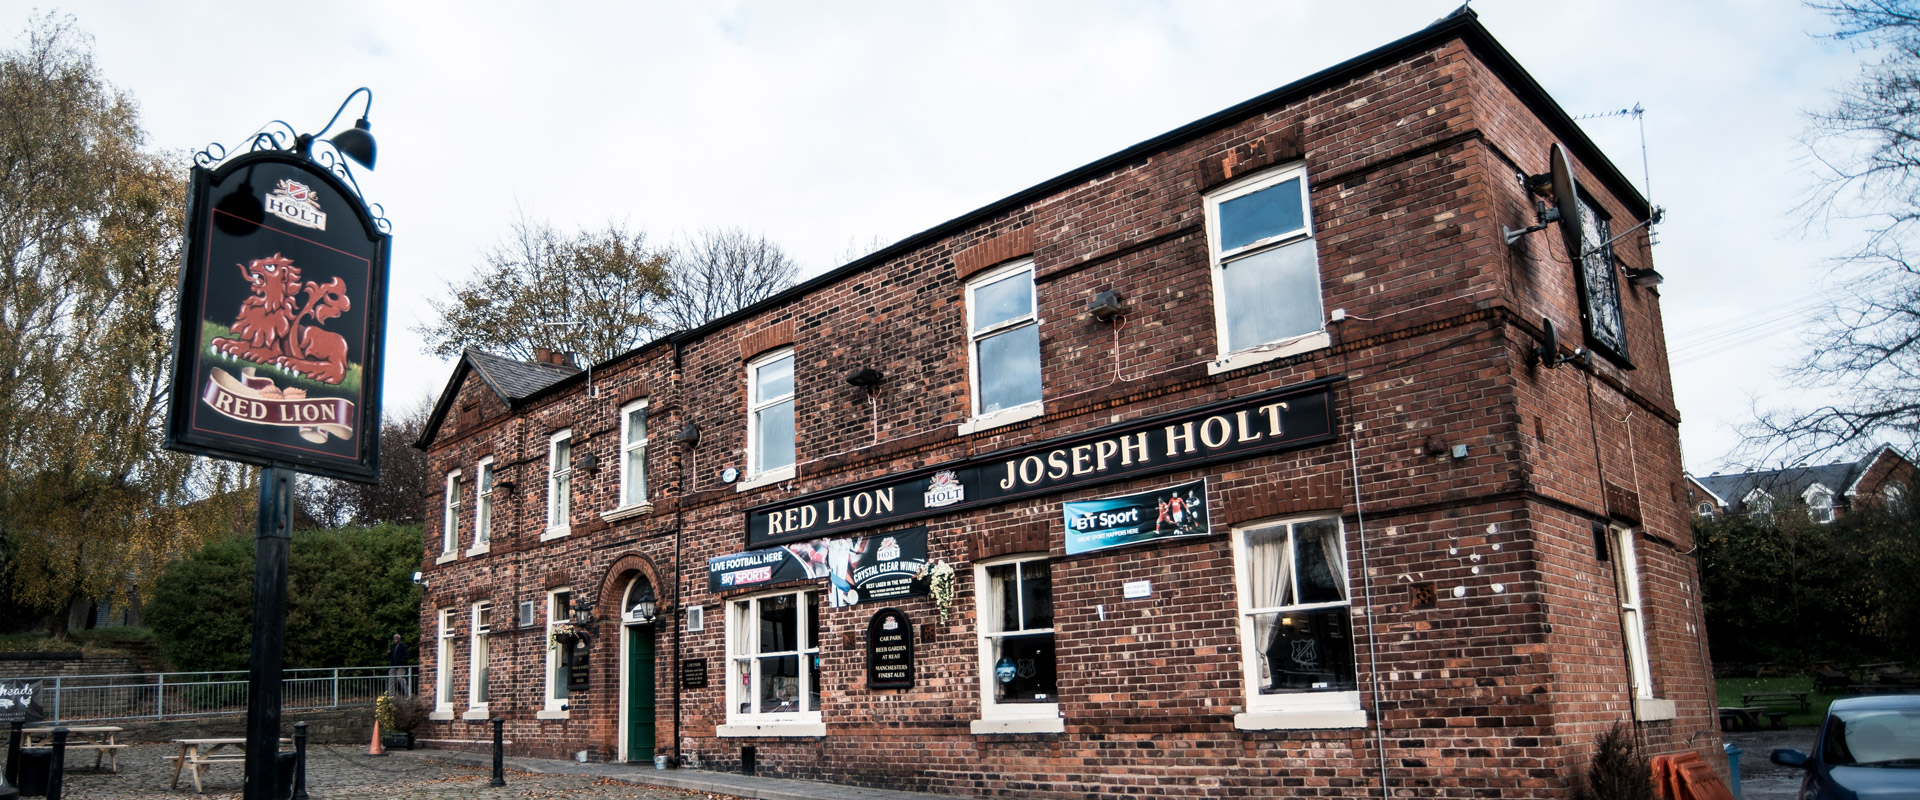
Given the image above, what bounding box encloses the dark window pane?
[1255,607,1356,695]
[993,632,1057,703]
[1293,522,1344,605]
[1219,178,1306,252]
[758,654,800,713]
[1021,561,1052,630]
[759,595,797,653]
[804,592,820,650]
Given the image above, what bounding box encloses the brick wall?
[412,16,1716,798]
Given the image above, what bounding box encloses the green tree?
[0,14,247,632]
[147,523,423,671]
[1697,492,1920,665]
[416,217,672,365]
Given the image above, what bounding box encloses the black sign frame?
[745,378,1339,546]
[567,638,590,691]
[680,659,708,689]
[163,150,390,483]
[866,608,914,690]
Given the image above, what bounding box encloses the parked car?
[1771,694,1920,799]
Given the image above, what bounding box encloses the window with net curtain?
[1239,517,1356,699]
[729,590,821,720]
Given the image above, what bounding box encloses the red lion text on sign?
[209,254,353,385]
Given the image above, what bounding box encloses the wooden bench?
[1717,706,1786,731]
[169,737,289,794]
[22,726,127,772]
[1740,691,1810,712]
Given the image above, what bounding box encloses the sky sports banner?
[1063,479,1211,555]
[709,526,929,607]
[745,380,1336,547]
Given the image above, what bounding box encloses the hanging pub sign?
[866,608,914,690]
[163,150,390,483]
[1063,478,1211,556]
[709,526,929,608]
[745,379,1336,547]
[0,679,44,723]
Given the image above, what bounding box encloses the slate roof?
[1690,445,1902,514]
[416,349,580,448]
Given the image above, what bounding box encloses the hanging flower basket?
[549,622,579,650]
[927,561,957,623]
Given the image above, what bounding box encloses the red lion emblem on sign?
[208,253,353,384]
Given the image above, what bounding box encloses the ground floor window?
[974,555,1058,730]
[546,589,571,712]
[727,589,822,723]
[469,602,490,709]
[1232,515,1361,726]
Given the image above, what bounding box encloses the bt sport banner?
[709,526,929,608]
[1062,479,1211,555]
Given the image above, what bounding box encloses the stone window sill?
[601,503,653,523]
[717,720,826,738]
[464,543,489,557]
[1233,708,1367,731]
[736,465,796,493]
[1636,697,1676,721]
[539,527,570,543]
[462,707,490,721]
[535,708,569,720]
[434,551,457,565]
[1207,330,1330,375]
[427,710,454,721]
[957,402,1046,436]
[970,717,1065,735]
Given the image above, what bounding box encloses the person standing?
[387,633,411,697]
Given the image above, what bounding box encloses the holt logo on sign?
[924,469,964,508]
[265,179,328,230]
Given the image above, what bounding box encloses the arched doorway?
[618,575,659,763]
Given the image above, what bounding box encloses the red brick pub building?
[415,11,1719,797]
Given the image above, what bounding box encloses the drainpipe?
[671,338,686,768]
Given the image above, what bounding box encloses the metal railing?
[14,665,416,724]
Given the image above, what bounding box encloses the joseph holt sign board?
[164,151,390,482]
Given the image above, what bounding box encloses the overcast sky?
[3,0,1872,474]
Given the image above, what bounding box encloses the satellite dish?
[1539,317,1559,365]
[1548,143,1585,262]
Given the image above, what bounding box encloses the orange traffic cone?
[367,718,386,757]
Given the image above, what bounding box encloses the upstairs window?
[620,401,650,507]
[545,430,572,538]
[1204,165,1326,363]
[474,458,494,549]
[1886,483,1908,514]
[1576,194,1629,361]
[441,472,460,556]
[747,349,795,478]
[1745,489,1774,520]
[1806,484,1836,524]
[966,260,1043,425]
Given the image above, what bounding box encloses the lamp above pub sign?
[163,149,390,483]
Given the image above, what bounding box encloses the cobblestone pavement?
[45,742,745,799]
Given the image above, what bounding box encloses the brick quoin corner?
[413,11,1718,798]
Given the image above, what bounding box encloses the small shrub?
[1572,724,1655,800]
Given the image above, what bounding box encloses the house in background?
[1687,444,1917,522]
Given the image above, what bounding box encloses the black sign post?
[164,88,389,800]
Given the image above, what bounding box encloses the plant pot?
[382,732,413,751]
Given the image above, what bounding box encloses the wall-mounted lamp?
[570,596,599,642]
[1624,267,1664,288]
[493,479,517,496]
[575,452,599,473]
[1088,290,1125,322]
[675,423,701,447]
[626,584,658,626]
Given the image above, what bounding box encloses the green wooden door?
[627,627,656,762]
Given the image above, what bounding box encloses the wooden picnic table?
[1718,706,1789,731]
[22,725,127,772]
[1740,690,1811,712]
[167,737,291,794]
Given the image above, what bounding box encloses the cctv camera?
[411,571,427,587]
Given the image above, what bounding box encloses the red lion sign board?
[164,151,389,482]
